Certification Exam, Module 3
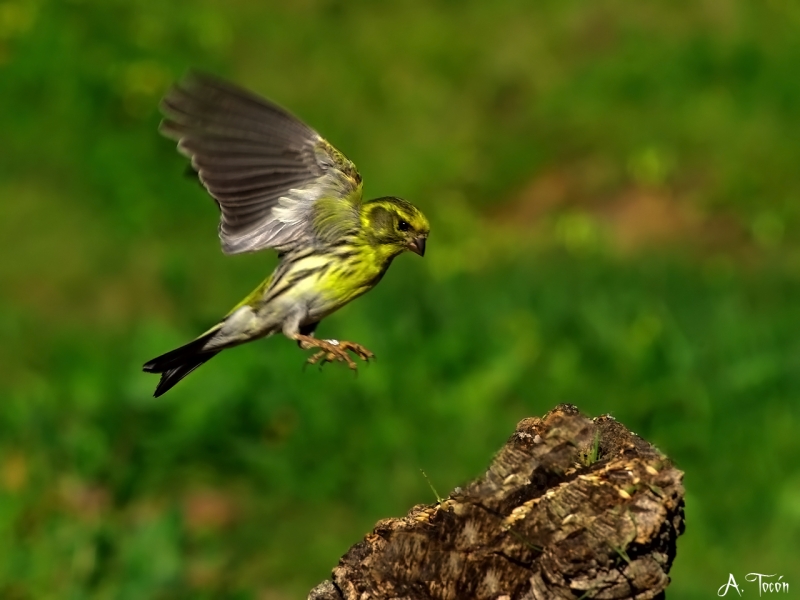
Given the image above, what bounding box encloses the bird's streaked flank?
[143,73,429,397]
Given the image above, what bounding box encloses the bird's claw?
[296,335,375,370]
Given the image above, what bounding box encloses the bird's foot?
[295,335,375,370]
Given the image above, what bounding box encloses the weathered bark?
[309,404,685,600]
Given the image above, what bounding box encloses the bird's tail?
[143,326,222,397]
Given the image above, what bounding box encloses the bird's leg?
[294,335,375,369]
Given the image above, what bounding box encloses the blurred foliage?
[1,0,800,598]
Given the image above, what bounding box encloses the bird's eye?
[398,220,411,232]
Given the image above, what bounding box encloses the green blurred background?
[1,0,799,597]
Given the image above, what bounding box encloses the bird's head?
[363,197,430,257]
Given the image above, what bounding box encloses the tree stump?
[308,404,685,600]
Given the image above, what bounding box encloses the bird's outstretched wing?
[160,72,363,254]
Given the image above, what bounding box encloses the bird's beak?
[408,236,426,257]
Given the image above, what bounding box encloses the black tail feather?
[152,352,219,397]
[143,329,220,397]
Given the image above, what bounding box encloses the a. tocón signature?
[718,573,789,596]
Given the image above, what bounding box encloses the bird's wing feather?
[160,72,363,254]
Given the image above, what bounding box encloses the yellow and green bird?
[143,73,429,397]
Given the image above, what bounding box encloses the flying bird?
[143,73,429,397]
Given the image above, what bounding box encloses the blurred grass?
[1,0,800,598]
